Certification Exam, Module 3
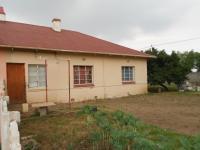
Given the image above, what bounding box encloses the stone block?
[22,103,29,113]
[38,107,48,116]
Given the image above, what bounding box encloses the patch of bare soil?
[96,93,200,135]
[11,92,200,135]
[71,92,200,135]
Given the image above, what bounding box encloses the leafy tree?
[146,49,168,90]
[146,48,191,89]
[168,51,190,87]
[178,51,200,71]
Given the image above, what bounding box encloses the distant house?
[183,72,200,91]
[0,7,153,104]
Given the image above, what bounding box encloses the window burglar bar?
[74,66,93,85]
[28,64,46,88]
[122,66,135,82]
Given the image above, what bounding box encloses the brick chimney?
[0,7,6,21]
[52,18,61,32]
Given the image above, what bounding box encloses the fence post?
[1,111,10,150]
[0,96,21,150]
[9,121,21,150]
[0,79,5,96]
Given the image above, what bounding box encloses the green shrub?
[148,84,178,93]
[21,105,200,149]
[148,85,164,93]
[79,105,98,115]
[112,111,138,127]
[79,105,199,150]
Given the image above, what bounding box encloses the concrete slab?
[31,102,55,116]
[31,102,55,108]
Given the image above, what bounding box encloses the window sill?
[122,81,135,84]
[28,87,46,92]
[74,84,94,88]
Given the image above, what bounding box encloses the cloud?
[120,1,200,53]
[1,0,200,52]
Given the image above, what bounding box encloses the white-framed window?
[28,64,46,88]
[122,66,135,82]
[74,66,93,85]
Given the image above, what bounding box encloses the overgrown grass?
[20,105,200,149]
[78,105,200,150]
[20,113,91,149]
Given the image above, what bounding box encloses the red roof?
[0,7,5,14]
[0,21,152,58]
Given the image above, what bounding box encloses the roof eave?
[0,44,155,59]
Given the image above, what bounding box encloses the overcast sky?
[0,0,200,53]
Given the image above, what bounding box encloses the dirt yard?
[18,92,200,149]
[68,92,200,135]
[16,92,200,136]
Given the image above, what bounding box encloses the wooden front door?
[7,63,26,104]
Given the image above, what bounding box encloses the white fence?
[0,96,21,150]
[0,79,5,97]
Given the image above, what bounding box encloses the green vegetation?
[178,51,200,72]
[146,48,200,90]
[20,113,90,150]
[21,105,200,150]
[148,83,178,93]
[78,105,200,150]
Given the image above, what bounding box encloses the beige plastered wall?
[1,48,148,103]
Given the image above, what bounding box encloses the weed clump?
[79,105,200,150]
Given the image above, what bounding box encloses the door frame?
[6,63,26,104]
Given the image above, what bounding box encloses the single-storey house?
[182,72,200,91]
[0,7,153,104]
